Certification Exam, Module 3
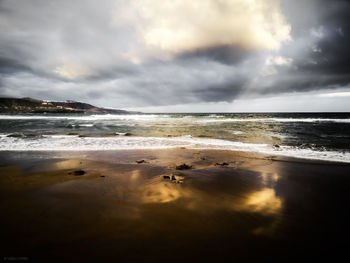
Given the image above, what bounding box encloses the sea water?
[0,113,349,163]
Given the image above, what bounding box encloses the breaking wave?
[0,134,349,163]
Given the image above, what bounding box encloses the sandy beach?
[1,149,349,262]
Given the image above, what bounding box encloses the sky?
[0,0,350,112]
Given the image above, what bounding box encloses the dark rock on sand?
[73,170,86,176]
[215,162,229,166]
[115,132,133,136]
[162,173,184,184]
[175,163,192,170]
[136,159,147,164]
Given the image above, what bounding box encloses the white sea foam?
[0,135,349,163]
[196,118,350,123]
[1,114,349,124]
[231,131,245,135]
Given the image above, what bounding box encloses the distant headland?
[0,97,133,114]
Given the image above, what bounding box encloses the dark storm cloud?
[0,57,31,75]
[93,59,249,107]
[254,72,350,96]
[176,46,255,65]
[0,0,350,109]
[305,5,350,75]
[245,0,350,97]
[193,83,245,102]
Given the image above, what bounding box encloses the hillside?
[0,97,131,114]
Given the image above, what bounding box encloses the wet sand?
[1,149,350,262]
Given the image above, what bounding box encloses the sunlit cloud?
[114,0,291,54]
[54,64,91,79]
[265,56,293,66]
[319,92,350,97]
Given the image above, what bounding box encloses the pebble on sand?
[215,162,229,166]
[175,163,192,170]
[72,170,86,176]
[136,159,148,164]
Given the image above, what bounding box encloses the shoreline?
[1,148,350,166]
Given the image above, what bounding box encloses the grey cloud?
[193,82,245,102]
[0,57,31,75]
[175,46,256,65]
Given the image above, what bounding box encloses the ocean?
[0,112,349,163]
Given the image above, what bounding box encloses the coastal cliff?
[0,97,131,114]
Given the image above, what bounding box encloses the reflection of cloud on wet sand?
[242,188,283,236]
[53,159,84,170]
[182,186,282,216]
[141,177,184,203]
[138,175,282,215]
[136,170,283,236]
[50,160,284,236]
[242,188,282,214]
[38,157,285,238]
[260,172,280,188]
